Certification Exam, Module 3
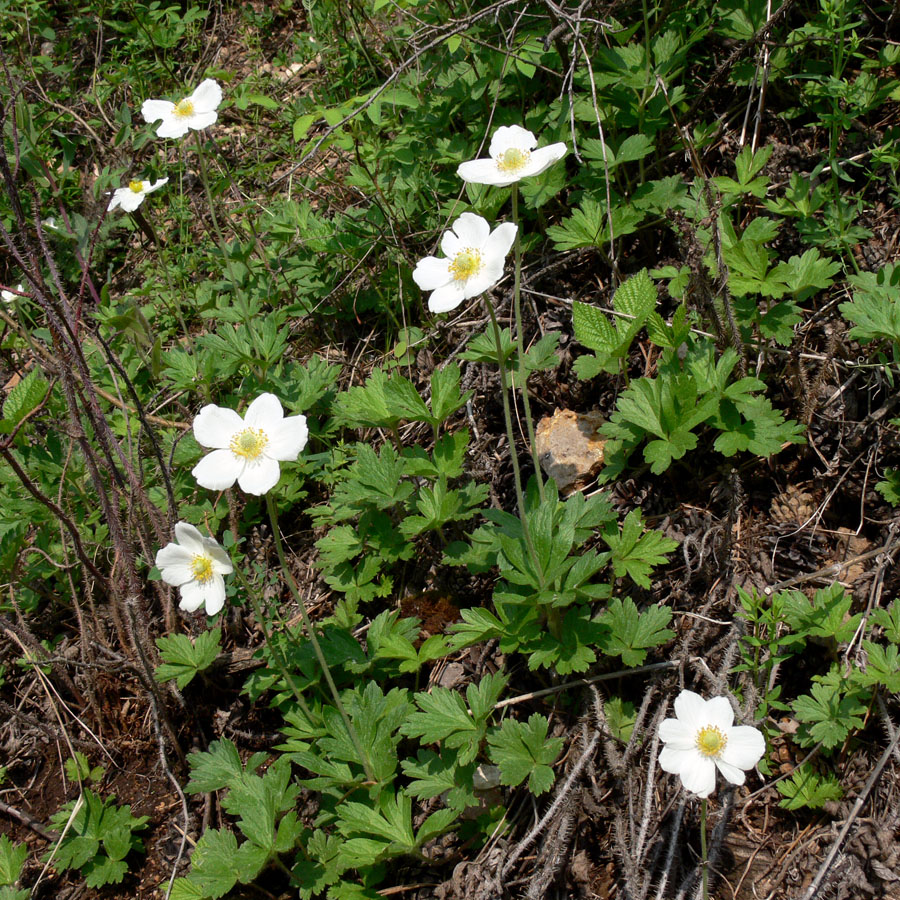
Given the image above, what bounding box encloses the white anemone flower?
[1,284,22,304]
[658,690,766,798]
[457,125,567,187]
[192,393,308,496]
[155,522,233,616]
[108,178,169,213]
[412,212,517,313]
[141,78,223,139]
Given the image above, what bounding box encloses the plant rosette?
[191,392,309,495]
[457,124,566,187]
[141,78,223,138]
[413,212,517,313]
[658,690,765,798]
[155,522,234,615]
[107,178,169,212]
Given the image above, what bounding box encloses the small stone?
[535,409,606,493]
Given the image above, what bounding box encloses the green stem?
[265,493,376,783]
[231,562,314,721]
[193,131,242,303]
[485,297,542,580]
[700,796,709,900]
[510,185,545,503]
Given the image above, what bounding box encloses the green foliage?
[486,714,562,795]
[596,598,674,666]
[839,263,900,344]
[64,752,104,785]
[0,835,29,900]
[47,791,148,888]
[777,763,843,811]
[155,627,223,689]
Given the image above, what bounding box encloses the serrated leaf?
[777,762,843,810]
[186,739,267,794]
[486,714,562,795]
[793,680,866,749]
[0,835,26,886]
[2,368,49,426]
[603,509,678,587]
[597,597,674,665]
[188,829,240,900]
[155,627,222,689]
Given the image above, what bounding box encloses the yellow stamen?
[128,180,145,193]
[448,248,483,282]
[174,98,195,118]
[695,725,727,758]
[496,147,530,173]
[190,555,214,584]
[230,427,268,460]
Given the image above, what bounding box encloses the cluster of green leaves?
[46,791,148,889]
[0,835,29,900]
[737,585,900,809]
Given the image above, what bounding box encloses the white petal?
[117,191,145,212]
[521,142,567,177]
[482,222,517,261]
[705,696,735,731]
[173,522,206,555]
[678,756,717,797]
[456,158,511,186]
[673,690,708,732]
[193,404,243,448]
[715,759,747,787]
[464,265,503,298]
[201,575,227,615]
[185,110,218,131]
[413,256,451,291]
[721,726,766,770]
[440,228,462,259]
[155,118,190,139]
[141,99,174,124]
[189,79,223,113]
[237,456,281,495]
[267,414,308,461]
[428,282,467,313]
[490,124,536,157]
[145,178,169,194]
[452,213,491,248]
[658,744,694,776]
[155,545,193,585]
[178,580,205,612]
[107,189,127,212]
[208,545,234,575]
[192,448,244,490]
[659,718,696,751]
[244,393,283,430]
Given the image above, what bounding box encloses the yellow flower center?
[496,147,530,173]
[695,725,727,758]
[448,248,483,282]
[174,98,195,118]
[128,180,145,193]
[230,427,268,460]
[190,554,214,584]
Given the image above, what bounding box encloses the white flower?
[191,393,309,496]
[457,125,567,187]
[108,178,169,213]
[1,284,22,304]
[141,79,223,139]
[155,522,233,616]
[658,690,766,798]
[412,212,517,313]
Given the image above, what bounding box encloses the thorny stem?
[265,493,376,783]
[510,185,545,503]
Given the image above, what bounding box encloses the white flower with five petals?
[108,178,169,212]
[141,79,223,139]
[155,522,233,616]
[412,212,517,313]
[658,690,766,798]
[456,125,567,187]
[191,393,308,496]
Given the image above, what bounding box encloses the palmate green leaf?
[154,627,222,689]
[186,829,240,900]
[336,791,415,849]
[793,679,866,749]
[783,583,861,644]
[486,714,562,795]
[872,600,900,644]
[430,363,470,426]
[401,749,478,811]
[777,762,842,810]
[81,855,128,888]
[546,197,644,251]
[602,509,679,588]
[186,739,268,794]
[854,642,900,692]
[876,470,900,507]
[168,878,208,900]
[294,830,346,900]
[597,598,674,665]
